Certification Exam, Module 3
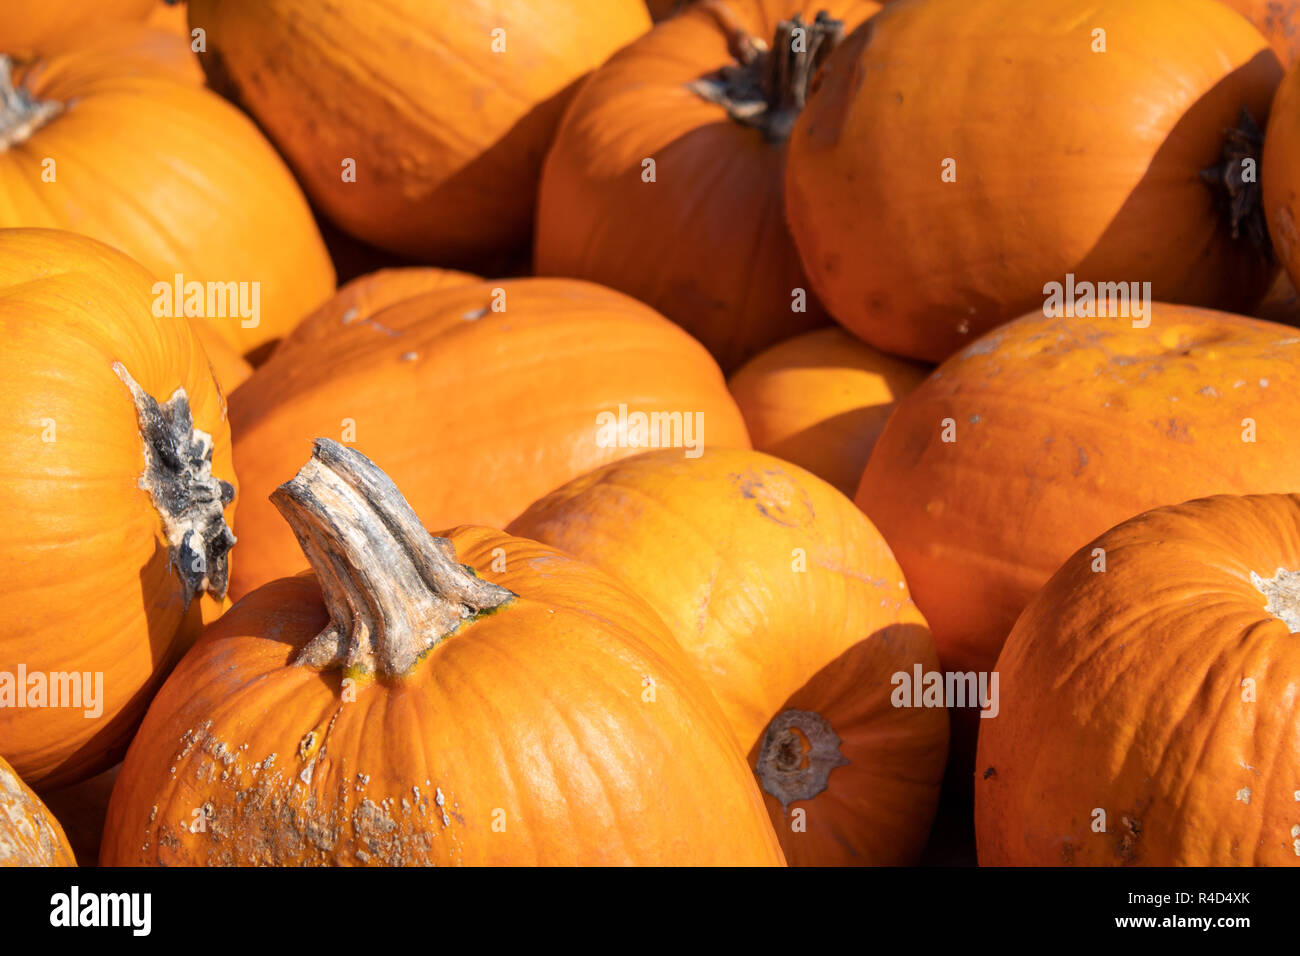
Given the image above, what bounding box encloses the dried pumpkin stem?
[1200,108,1271,259]
[0,56,62,151]
[687,6,845,142]
[271,438,515,679]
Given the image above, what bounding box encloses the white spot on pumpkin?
[1260,379,1269,388]
[1236,787,1252,804]
[341,307,360,324]
[1250,568,1300,633]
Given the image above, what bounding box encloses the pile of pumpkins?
[2,0,1299,868]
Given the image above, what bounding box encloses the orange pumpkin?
[38,762,121,867]
[101,440,785,866]
[510,448,948,865]
[0,42,334,358]
[786,0,1282,362]
[187,0,652,265]
[0,0,153,58]
[858,304,1300,688]
[229,277,750,598]
[536,1,879,372]
[0,754,76,866]
[0,229,237,789]
[977,493,1300,866]
[1263,57,1300,298]
[728,327,928,496]
[191,323,252,394]
[1221,0,1300,66]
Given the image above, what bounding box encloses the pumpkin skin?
[1221,0,1300,66]
[510,448,948,865]
[786,0,1282,362]
[102,440,785,866]
[727,327,928,496]
[0,41,335,358]
[536,0,879,372]
[0,755,76,866]
[187,0,652,265]
[39,762,121,867]
[1262,57,1300,298]
[977,493,1300,866]
[0,229,238,790]
[191,322,251,394]
[858,303,1300,688]
[229,277,750,598]
[0,0,154,58]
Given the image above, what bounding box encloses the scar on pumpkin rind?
[754,708,849,811]
[114,362,236,604]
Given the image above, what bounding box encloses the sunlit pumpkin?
[0,754,76,866]
[1220,0,1300,66]
[0,0,154,58]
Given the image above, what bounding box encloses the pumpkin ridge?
[0,57,62,150]
[270,438,516,679]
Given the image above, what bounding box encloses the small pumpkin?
[101,440,785,866]
[727,327,928,496]
[510,448,948,865]
[858,304,1300,695]
[786,0,1282,362]
[228,277,750,597]
[0,228,238,789]
[977,493,1300,866]
[0,0,154,58]
[187,0,652,265]
[1221,0,1300,67]
[0,42,335,358]
[0,754,76,866]
[536,0,879,372]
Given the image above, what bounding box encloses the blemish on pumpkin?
[1116,815,1141,864]
[400,351,418,362]
[1250,568,1300,633]
[1236,787,1252,805]
[341,308,360,324]
[463,306,489,321]
[983,767,996,780]
[728,468,815,528]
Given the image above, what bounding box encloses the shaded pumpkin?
[1263,56,1300,299]
[0,229,237,789]
[0,0,153,58]
[101,440,785,866]
[1253,266,1300,325]
[977,493,1300,866]
[229,277,750,597]
[727,327,928,496]
[1220,0,1300,66]
[187,0,652,265]
[0,42,334,358]
[0,755,76,866]
[786,0,1282,362]
[510,447,948,865]
[858,303,1300,692]
[38,762,121,867]
[536,0,879,372]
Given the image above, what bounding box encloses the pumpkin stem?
[271,439,515,679]
[113,363,237,604]
[1200,108,1271,259]
[753,708,849,812]
[687,6,845,142]
[0,56,61,151]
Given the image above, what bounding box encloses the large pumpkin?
[510,448,948,865]
[101,440,785,866]
[859,304,1300,697]
[786,0,1282,362]
[0,0,153,58]
[536,0,879,372]
[1263,57,1300,297]
[0,41,334,358]
[229,277,750,597]
[728,327,928,496]
[187,0,652,265]
[0,755,76,866]
[977,493,1300,866]
[1221,0,1300,66]
[0,229,237,789]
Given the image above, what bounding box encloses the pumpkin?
[191,323,251,394]
[187,0,652,265]
[727,327,928,496]
[857,304,1300,772]
[786,0,1283,363]
[0,0,154,58]
[536,0,879,372]
[977,493,1300,866]
[0,754,76,866]
[1262,57,1300,300]
[1254,267,1300,325]
[0,228,238,789]
[148,1,189,35]
[228,277,750,598]
[510,448,948,865]
[101,439,785,866]
[1221,0,1300,66]
[38,763,122,867]
[0,43,334,359]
